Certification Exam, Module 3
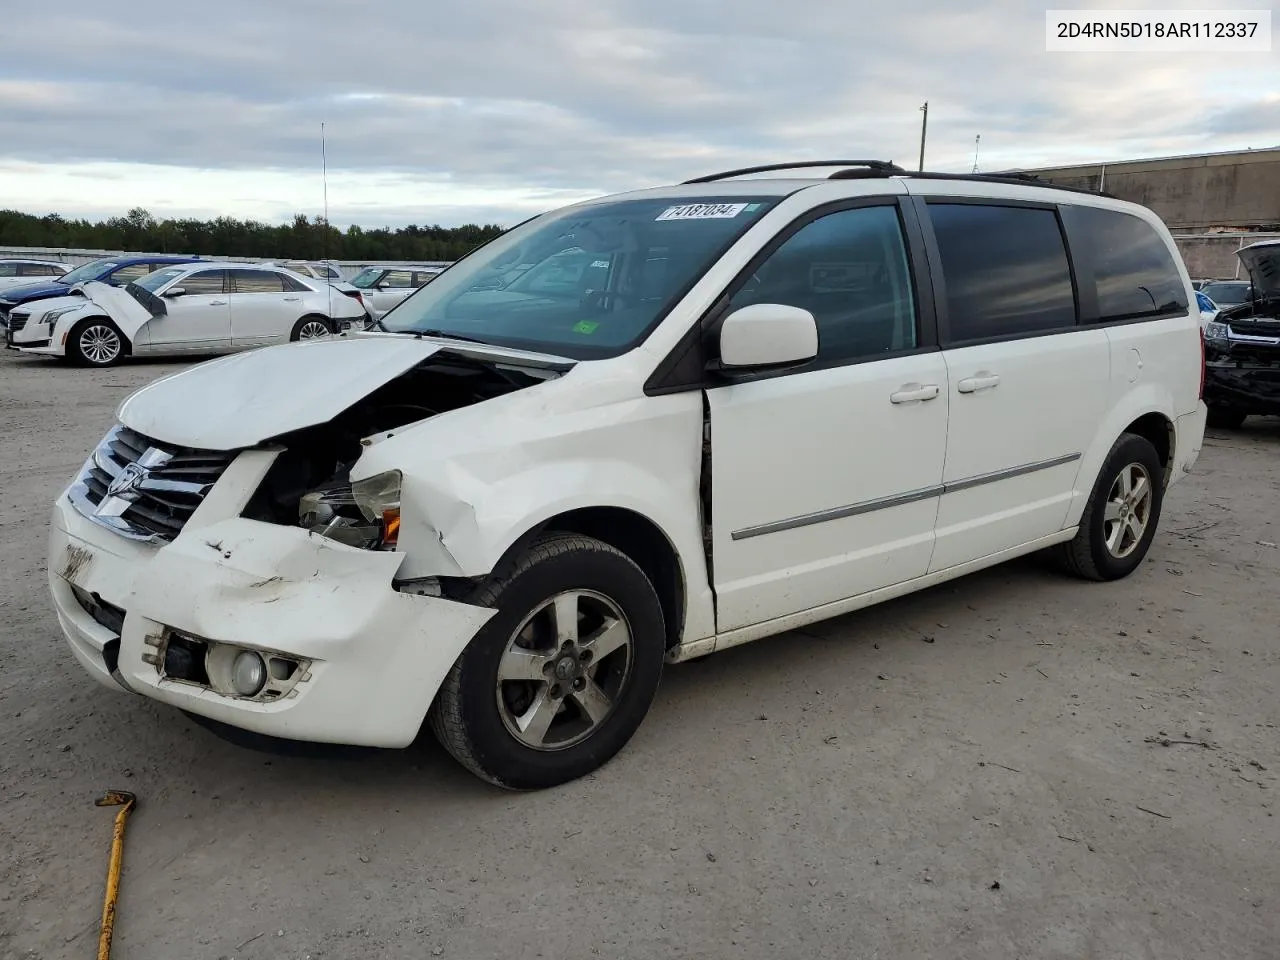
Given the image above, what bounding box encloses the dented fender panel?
[352,363,717,644]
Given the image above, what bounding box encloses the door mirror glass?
[717,303,818,369]
[163,286,187,298]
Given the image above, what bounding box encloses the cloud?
[0,0,1274,225]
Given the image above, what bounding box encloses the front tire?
[1056,433,1165,581]
[429,533,666,790]
[290,315,334,341]
[67,317,126,367]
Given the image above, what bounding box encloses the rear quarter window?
[1061,205,1188,322]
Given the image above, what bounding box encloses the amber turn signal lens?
[382,509,401,547]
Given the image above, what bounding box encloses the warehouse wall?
[1022,147,1280,231]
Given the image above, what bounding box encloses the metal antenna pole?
[321,122,329,261]
[918,101,928,172]
[972,134,981,173]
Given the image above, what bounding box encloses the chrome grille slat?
[68,425,237,544]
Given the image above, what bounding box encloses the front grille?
[9,312,29,332]
[69,425,237,543]
[1228,320,1280,339]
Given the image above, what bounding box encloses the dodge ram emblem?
[106,463,147,499]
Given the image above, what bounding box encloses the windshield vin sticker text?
[655,203,748,221]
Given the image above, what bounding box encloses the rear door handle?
[957,373,1000,393]
[890,383,940,404]
[283,297,301,302]
[209,300,227,306]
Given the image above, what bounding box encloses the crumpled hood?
[116,334,574,451]
[77,280,155,328]
[1238,239,1280,299]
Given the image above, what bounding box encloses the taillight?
[1198,326,1205,401]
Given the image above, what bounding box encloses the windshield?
[350,268,383,289]
[1202,282,1250,306]
[379,196,781,359]
[132,267,185,293]
[58,258,118,285]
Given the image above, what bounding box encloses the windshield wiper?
[411,329,489,345]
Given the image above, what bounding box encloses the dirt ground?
[1,347,1277,960]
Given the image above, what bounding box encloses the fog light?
[231,651,267,697]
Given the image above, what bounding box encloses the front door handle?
[209,300,227,306]
[957,373,1000,393]
[283,297,301,302]
[890,383,940,404]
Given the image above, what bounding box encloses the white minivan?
[49,162,1207,789]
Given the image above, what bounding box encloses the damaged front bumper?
[49,465,497,749]
[1204,361,1280,416]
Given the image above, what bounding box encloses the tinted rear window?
[1061,205,1188,321]
[928,203,1076,342]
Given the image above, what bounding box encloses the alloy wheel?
[298,320,331,340]
[1103,462,1153,559]
[80,325,121,365]
[495,590,634,751]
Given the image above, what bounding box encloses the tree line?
[0,208,508,262]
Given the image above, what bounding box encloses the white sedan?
[0,258,73,291]
[7,262,366,366]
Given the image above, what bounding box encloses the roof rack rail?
[903,170,1118,198]
[682,160,905,184]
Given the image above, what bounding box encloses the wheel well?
[535,508,686,650]
[1123,413,1173,484]
[70,315,132,355]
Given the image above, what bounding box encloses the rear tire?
[66,317,126,367]
[1055,433,1164,582]
[1206,405,1247,429]
[429,533,666,790]
[290,315,334,341]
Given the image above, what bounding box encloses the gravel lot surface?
[1,348,1277,960]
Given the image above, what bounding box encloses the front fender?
[363,378,715,643]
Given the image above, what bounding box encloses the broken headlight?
[298,470,401,550]
[1204,320,1229,342]
[352,469,402,549]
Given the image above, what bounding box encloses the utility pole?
[321,122,329,262]
[918,101,928,172]
[972,134,981,173]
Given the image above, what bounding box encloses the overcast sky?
[0,0,1275,229]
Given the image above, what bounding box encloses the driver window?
[180,271,227,296]
[382,270,413,288]
[728,205,918,363]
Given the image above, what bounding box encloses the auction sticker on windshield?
[655,203,748,221]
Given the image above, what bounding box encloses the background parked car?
[1197,290,1219,325]
[1202,239,1280,428]
[0,259,73,292]
[265,260,346,282]
[0,255,200,328]
[1199,279,1252,310]
[7,262,365,366]
[347,264,445,318]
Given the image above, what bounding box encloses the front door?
[144,269,231,352]
[707,201,949,633]
[917,200,1111,572]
